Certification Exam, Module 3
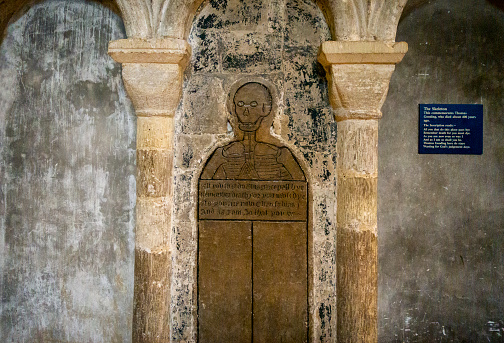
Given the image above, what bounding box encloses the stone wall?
[172,0,337,340]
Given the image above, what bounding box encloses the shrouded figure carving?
[200,82,305,181]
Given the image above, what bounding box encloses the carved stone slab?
[198,80,309,342]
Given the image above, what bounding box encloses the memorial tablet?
[198,80,308,343]
[419,104,483,154]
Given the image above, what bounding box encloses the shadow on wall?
[379,0,504,342]
[400,0,504,22]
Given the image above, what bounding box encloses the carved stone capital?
[115,0,205,39]
[318,41,407,121]
[315,0,408,42]
[108,38,191,117]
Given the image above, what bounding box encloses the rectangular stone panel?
[199,180,307,221]
[198,220,252,343]
[253,221,308,343]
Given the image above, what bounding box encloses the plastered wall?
[0,1,135,342]
[379,0,504,341]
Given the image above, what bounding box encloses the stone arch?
[1,0,418,43]
[0,0,413,342]
[172,1,337,341]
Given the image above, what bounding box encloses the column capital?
[108,38,191,66]
[108,38,191,117]
[318,41,407,66]
[318,41,408,121]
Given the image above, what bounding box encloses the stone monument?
[198,80,309,342]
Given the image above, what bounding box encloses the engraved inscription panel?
[199,180,307,221]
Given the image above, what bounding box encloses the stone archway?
[107,0,408,342]
[0,0,409,339]
[54,0,413,341]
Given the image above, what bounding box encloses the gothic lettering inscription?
[199,180,307,221]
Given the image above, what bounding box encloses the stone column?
[318,41,407,343]
[108,38,190,343]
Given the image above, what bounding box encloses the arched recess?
[1,0,431,44]
[170,0,337,341]
[0,0,120,44]
[0,1,135,342]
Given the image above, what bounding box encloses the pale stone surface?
[337,119,379,176]
[336,122,378,235]
[115,0,205,39]
[337,228,378,342]
[108,38,191,65]
[334,116,380,343]
[324,63,397,120]
[318,33,406,343]
[133,247,171,343]
[318,41,408,65]
[316,0,408,41]
[136,197,172,250]
[337,176,378,233]
[136,149,173,196]
[108,35,191,343]
[332,102,380,343]
[121,63,185,116]
[137,116,174,150]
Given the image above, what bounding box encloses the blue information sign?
[419,104,483,155]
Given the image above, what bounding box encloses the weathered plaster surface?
[379,0,504,341]
[0,0,120,46]
[0,1,135,342]
[171,0,336,341]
